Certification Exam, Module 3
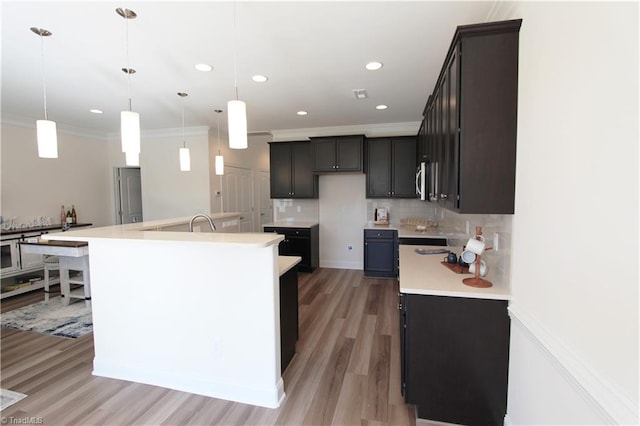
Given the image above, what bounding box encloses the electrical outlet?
[493,232,499,251]
[465,221,470,235]
[297,205,301,213]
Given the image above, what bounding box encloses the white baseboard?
[319,260,362,270]
[508,304,638,424]
[93,359,285,409]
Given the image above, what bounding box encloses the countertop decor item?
[462,226,492,288]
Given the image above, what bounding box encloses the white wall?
[136,126,211,221]
[209,131,271,231]
[489,2,639,424]
[319,174,367,269]
[1,123,111,227]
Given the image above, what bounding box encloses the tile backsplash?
[272,199,319,222]
[437,205,512,291]
[366,198,512,289]
[273,196,512,290]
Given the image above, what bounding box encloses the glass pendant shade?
[227,100,247,149]
[215,154,224,175]
[36,119,58,158]
[121,110,140,154]
[125,150,139,166]
[179,147,191,171]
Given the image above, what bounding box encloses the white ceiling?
[1,1,496,138]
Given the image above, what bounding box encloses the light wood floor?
[1,268,417,425]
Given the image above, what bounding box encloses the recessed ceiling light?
[296,111,308,116]
[252,75,268,83]
[365,61,383,71]
[194,63,213,72]
[89,109,103,114]
[375,104,388,110]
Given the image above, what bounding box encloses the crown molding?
[269,121,420,141]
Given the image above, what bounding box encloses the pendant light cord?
[217,112,221,154]
[39,34,48,120]
[182,97,186,148]
[233,1,239,101]
[125,15,132,112]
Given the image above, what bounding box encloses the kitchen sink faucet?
[188,214,217,232]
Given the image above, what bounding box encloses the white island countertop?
[399,245,511,300]
[42,212,283,248]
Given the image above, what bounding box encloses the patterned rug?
[1,297,92,338]
[1,388,27,410]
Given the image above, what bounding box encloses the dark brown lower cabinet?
[280,265,299,373]
[264,225,319,272]
[400,293,510,425]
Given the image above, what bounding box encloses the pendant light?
[214,109,224,175]
[116,7,140,166]
[227,2,247,149]
[31,27,58,158]
[178,92,190,172]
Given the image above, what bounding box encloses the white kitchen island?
[41,214,287,408]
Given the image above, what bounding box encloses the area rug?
[1,388,27,410]
[1,297,92,339]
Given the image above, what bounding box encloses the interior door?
[115,167,143,224]
[222,166,254,232]
[259,171,272,225]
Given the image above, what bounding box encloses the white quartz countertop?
[364,223,452,240]
[262,221,319,228]
[41,213,284,248]
[278,256,301,276]
[399,244,510,300]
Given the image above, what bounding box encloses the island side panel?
[87,238,284,408]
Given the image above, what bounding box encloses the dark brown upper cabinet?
[310,135,364,173]
[269,141,318,199]
[366,136,418,198]
[424,19,522,214]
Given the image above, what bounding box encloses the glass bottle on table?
[71,205,77,224]
[60,205,66,225]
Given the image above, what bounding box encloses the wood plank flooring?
[1,268,418,425]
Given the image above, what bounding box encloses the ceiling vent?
[353,89,368,100]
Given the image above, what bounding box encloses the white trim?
[93,359,285,409]
[319,261,362,270]
[2,115,209,140]
[508,304,638,425]
[2,114,110,141]
[270,121,420,141]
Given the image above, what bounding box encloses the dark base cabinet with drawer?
[399,293,510,425]
[264,225,319,272]
[364,229,397,277]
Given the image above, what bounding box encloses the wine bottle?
[66,209,72,224]
[60,205,66,225]
[71,205,77,224]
